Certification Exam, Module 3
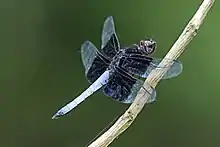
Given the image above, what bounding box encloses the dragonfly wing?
[101,33,120,59]
[103,67,156,104]
[121,54,183,80]
[81,41,97,74]
[101,16,120,58]
[81,41,110,83]
[142,58,183,79]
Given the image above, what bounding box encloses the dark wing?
[103,66,156,104]
[121,54,183,80]
[81,41,110,83]
[81,16,120,83]
[101,16,120,59]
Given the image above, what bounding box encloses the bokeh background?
[1,0,219,147]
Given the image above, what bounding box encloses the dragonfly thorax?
[108,46,153,76]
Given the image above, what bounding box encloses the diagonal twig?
[88,0,215,146]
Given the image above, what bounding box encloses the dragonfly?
[52,16,183,119]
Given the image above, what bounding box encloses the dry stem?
[88,0,215,146]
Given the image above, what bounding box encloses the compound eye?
[140,40,144,46]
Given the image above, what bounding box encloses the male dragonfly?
[52,16,183,119]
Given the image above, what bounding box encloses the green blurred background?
[1,0,219,147]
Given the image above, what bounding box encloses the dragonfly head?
[139,38,156,55]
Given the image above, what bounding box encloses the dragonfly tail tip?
[52,110,65,120]
[52,114,59,120]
